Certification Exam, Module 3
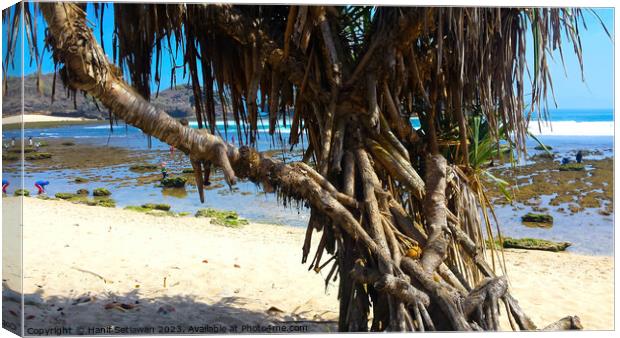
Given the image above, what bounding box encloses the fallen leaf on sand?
[73,295,95,305]
[202,259,209,264]
[267,306,285,314]
[234,264,241,268]
[104,302,136,312]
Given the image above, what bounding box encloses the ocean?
[2,108,614,254]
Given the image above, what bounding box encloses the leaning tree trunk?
[40,3,583,331]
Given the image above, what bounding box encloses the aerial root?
[190,159,205,203]
[543,316,583,330]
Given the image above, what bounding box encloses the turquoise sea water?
[1,108,614,254]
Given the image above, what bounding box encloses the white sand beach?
[1,197,614,332]
[2,114,96,125]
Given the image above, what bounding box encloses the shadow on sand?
[3,284,337,335]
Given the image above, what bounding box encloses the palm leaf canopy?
[6,5,587,156]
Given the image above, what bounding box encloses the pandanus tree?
[6,2,593,331]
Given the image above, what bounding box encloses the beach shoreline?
[2,114,99,125]
[1,197,614,331]
[2,114,101,132]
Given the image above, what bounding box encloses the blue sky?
[3,5,614,110]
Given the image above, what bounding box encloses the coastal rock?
[142,203,171,211]
[161,177,187,188]
[14,189,30,196]
[559,163,585,171]
[74,177,89,183]
[521,212,553,224]
[92,188,111,196]
[534,145,553,151]
[55,192,77,200]
[129,164,158,172]
[2,153,18,161]
[502,237,571,252]
[76,189,89,195]
[25,153,52,160]
[195,208,249,227]
[91,198,115,208]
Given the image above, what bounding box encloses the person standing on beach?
[11,137,15,147]
[28,136,33,147]
[161,162,169,179]
[576,151,583,164]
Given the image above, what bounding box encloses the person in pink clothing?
[2,179,9,194]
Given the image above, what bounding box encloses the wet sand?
[1,197,613,332]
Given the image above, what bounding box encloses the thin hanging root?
[542,316,583,330]
[191,159,205,203]
[310,230,328,272]
[412,302,425,331]
[503,294,537,330]
[202,160,212,186]
[418,301,436,330]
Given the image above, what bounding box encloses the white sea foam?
[527,121,614,136]
[84,125,113,129]
[85,118,613,136]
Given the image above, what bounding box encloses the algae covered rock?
[55,192,77,200]
[502,237,571,252]
[195,208,249,227]
[74,177,89,183]
[61,141,76,146]
[182,168,195,174]
[161,176,187,188]
[559,163,585,171]
[129,164,158,172]
[142,203,171,211]
[25,153,52,160]
[2,153,19,161]
[124,205,152,212]
[14,189,30,196]
[93,198,115,208]
[521,212,553,224]
[534,145,553,151]
[76,189,89,195]
[92,188,111,196]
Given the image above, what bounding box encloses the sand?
[1,197,614,333]
[2,114,96,125]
